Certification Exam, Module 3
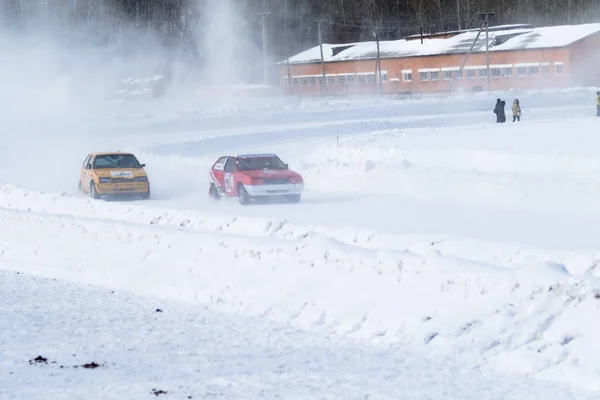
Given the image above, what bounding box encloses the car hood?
[94,168,147,178]
[238,169,301,179]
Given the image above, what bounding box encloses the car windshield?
[93,154,141,169]
[237,156,287,171]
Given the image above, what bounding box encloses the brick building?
[277,23,600,95]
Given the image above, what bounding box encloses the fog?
[0,0,265,192]
[0,0,263,127]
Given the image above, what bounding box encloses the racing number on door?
[224,173,232,192]
[223,157,236,193]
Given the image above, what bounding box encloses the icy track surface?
[3,90,600,397]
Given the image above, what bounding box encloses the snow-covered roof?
[403,23,533,40]
[281,23,600,65]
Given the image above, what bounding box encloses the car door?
[210,156,228,190]
[223,157,236,196]
[80,155,92,190]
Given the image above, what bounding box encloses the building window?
[309,76,317,85]
[455,69,463,79]
[337,75,346,85]
[502,67,512,77]
[366,74,376,83]
[293,77,298,86]
[283,77,289,86]
[300,77,308,86]
[541,64,550,75]
[555,63,564,75]
[326,75,336,85]
[478,69,487,79]
[466,69,476,79]
[491,68,501,78]
[516,67,527,77]
[357,74,366,84]
[402,72,412,82]
[420,71,429,81]
[443,70,452,80]
[380,72,388,82]
[430,71,440,81]
[528,66,539,75]
[347,74,355,84]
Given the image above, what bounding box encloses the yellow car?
[78,152,150,200]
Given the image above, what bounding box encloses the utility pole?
[374,28,383,96]
[318,19,326,92]
[260,0,270,85]
[448,20,485,92]
[284,0,292,91]
[479,11,495,91]
[485,14,490,91]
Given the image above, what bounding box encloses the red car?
[208,154,304,205]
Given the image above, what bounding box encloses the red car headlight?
[251,178,265,185]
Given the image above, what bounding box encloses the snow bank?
[2,186,600,390]
[2,184,599,275]
[5,271,594,400]
[295,118,600,215]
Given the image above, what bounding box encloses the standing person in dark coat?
[493,98,506,123]
[493,98,502,123]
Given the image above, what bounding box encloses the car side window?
[213,156,227,171]
[224,157,235,172]
[82,155,91,168]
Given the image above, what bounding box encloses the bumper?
[97,182,149,195]
[244,183,304,197]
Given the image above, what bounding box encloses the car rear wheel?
[238,183,250,205]
[89,181,99,199]
[209,183,220,200]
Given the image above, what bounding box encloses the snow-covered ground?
[4,270,597,400]
[3,87,600,398]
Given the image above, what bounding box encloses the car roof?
[236,153,278,159]
[91,151,135,156]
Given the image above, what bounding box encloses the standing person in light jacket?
[512,99,522,122]
[596,91,600,117]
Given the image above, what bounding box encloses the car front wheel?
[89,181,99,199]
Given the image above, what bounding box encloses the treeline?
[2,0,600,58]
